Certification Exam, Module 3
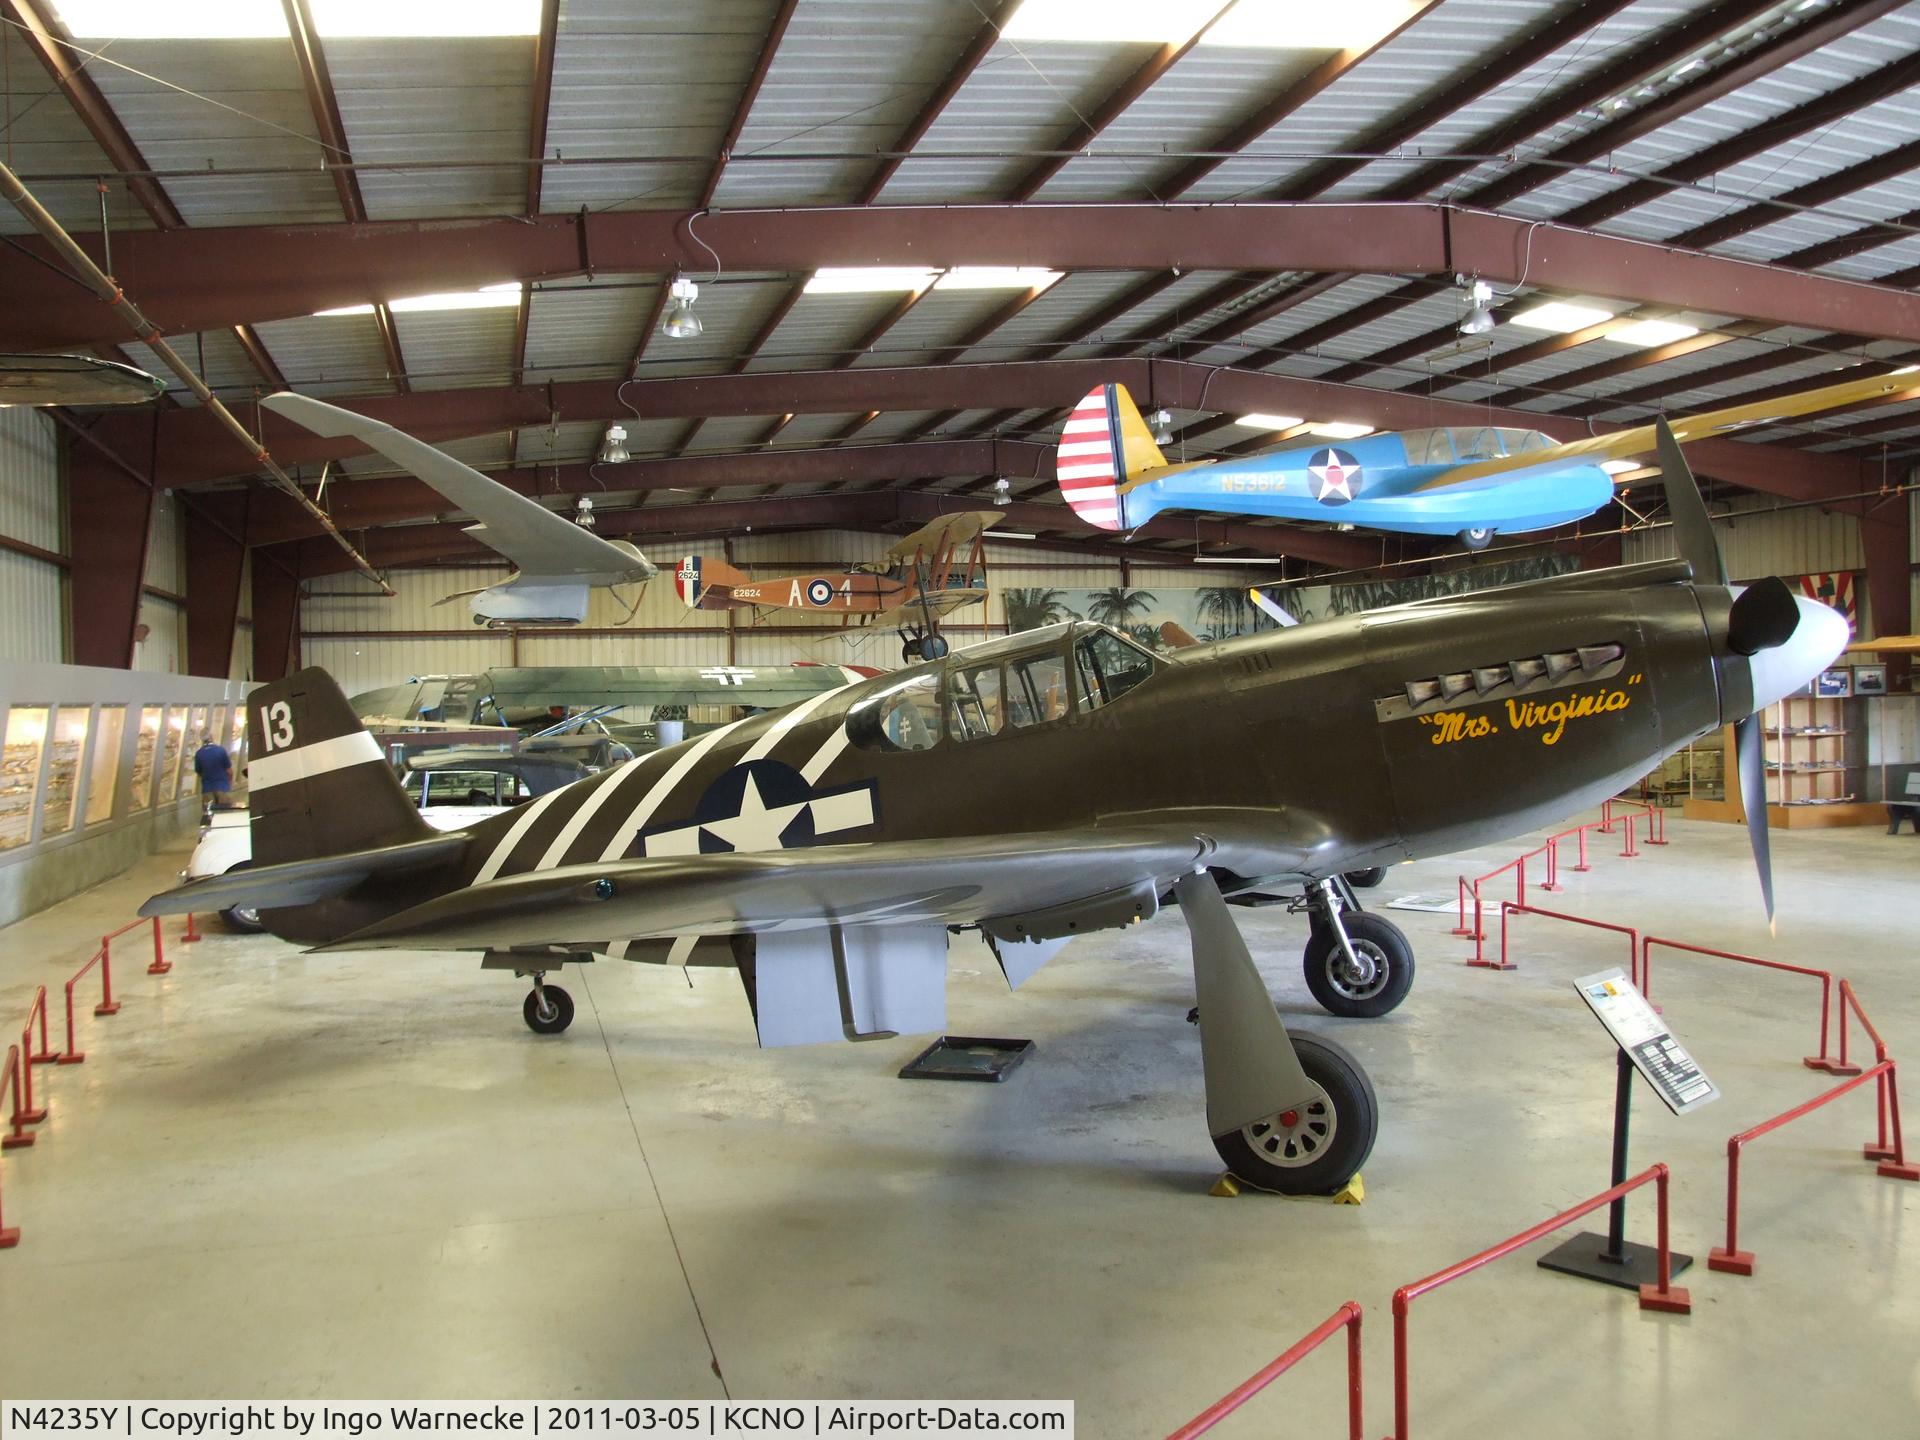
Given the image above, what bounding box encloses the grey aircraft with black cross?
[143,430,1846,1196]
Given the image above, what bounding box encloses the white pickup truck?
[184,763,554,931]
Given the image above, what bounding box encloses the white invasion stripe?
[533,753,665,870]
[597,719,746,862]
[741,683,846,763]
[800,724,853,785]
[1062,418,1109,435]
[668,935,699,967]
[837,666,864,685]
[606,940,632,960]
[250,731,384,790]
[472,785,571,884]
[1058,462,1118,480]
[1057,441,1113,458]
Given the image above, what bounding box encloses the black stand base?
[1537,1232,1693,1291]
[898,1035,1034,1082]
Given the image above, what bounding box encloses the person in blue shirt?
[192,734,233,810]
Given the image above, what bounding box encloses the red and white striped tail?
[1057,384,1124,531]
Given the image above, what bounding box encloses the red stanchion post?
[1164,1302,1364,1440]
[2,1043,33,1151]
[23,986,54,1066]
[1640,937,1843,1074]
[16,988,50,1126]
[1386,1163,1687,1439]
[59,944,118,1066]
[146,915,171,975]
[1540,836,1562,892]
[1619,811,1639,858]
[0,1044,19,1245]
[1646,805,1668,845]
[180,912,201,944]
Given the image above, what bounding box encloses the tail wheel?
[1344,867,1385,888]
[221,862,264,933]
[523,984,574,1035]
[1302,912,1414,1019]
[1212,1033,1377,1195]
[1458,527,1494,551]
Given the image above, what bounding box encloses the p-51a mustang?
[263,393,658,627]
[143,429,1843,1195]
[676,512,1000,662]
[1059,370,1920,550]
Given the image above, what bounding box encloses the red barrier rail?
[1601,796,1667,846]
[2,1042,32,1152]
[103,915,170,977]
[1386,1164,1687,1439]
[1493,903,1641,984]
[59,944,120,1066]
[1709,1057,1918,1277]
[15,987,52,1128]
[1454,815,1643,958]
[0,1045,19,1244]
[1639,936,1841,1074]
[1165,1302,1363,1440]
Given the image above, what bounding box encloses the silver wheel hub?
[1328,939,1388,1000]
[1241,1080,1337,1168]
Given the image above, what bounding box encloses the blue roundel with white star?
[637,759,878,857]
[806,578,835,606]
[1307,448,1363,506]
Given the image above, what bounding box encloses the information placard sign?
[1574,968,1719,1116]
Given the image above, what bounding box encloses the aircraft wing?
[478,664,871,711]
[0,352,168,407]
[883,509,1002,559]
[312,828,1214,953]
[867,588,989,628]
[1413,369,1920,492]
[262,392,657,580]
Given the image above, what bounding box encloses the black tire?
[221,862,264,933]
[1458,526,1494,551]
[1344,867,1386,888]
[1212,1033,1378,1195]
[1302,912,1415,1019]
[522,984,574,1035]
[922,634,950,659]
[901,638,923,662]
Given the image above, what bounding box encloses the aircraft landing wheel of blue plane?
[921,634,950,659]
[1458,526,1495,551]
[1213,1033,1377,1195]
[522,982,575,1035]
[1302,913,1414,1019]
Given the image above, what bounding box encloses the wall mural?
[1264,554,1579,626]
[1002,586,1277,651]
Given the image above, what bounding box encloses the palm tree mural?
[1195,586,1253,639]
[1002,587,1075,634]
[1085,586,1157,629]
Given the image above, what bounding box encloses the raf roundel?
[1307,448,1363,506]
[806,578,836,606]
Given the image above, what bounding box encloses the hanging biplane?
[675,512,1002,661]
[1057,370,1920,550]
[141,426,1846,1197]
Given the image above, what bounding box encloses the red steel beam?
[676,282,807,455]
[1673,137,1920,252]
[1474,324,1774,410]
[698,0,799,210]
[16,204,1920,349]
[1160,0,1442,199]
[855,0,1023,204]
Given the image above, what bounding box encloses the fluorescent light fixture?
[52,0,536,36]
[993,531,1038,540]
[933,268,1064,291]
[1192,555,1269,564]
[1235,413,1304,430]
[1601,459,1640,475]
[314,282,521,318]
[1003,0,1196,43]
[1204,0,1417,48]
[804,268,938,294]
[1611,319,1699,348]
[1307,421,1373,439]
[1509,301,1615,333]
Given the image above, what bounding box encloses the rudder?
[1057,382,1168,531]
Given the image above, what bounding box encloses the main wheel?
[901,637,923,662]
[522,984,574,1035]
[1302,912,1414,1019]
[221,863,264,933]
[1458,526,1494,551]
[921,634,950,659]
[1344,867,1385,888]
[1212,1033,1377,1195]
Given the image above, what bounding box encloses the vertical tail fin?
[247,669,434,867]
[1057,383,1168,531]
[674,554,746,608]
[674,555,703,608]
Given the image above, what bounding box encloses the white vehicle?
[184,767,538,931]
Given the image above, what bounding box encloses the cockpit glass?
[1074,631,1155,711]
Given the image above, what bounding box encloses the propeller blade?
[1656,418,1726,586]
[1735,713,1775,925]
[1727,576,1803,655]
[1173,870,1317,1136]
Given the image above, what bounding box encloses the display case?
[1764,692,1859,807]
[0,706,47,851]
[86,705,126,826]
[39,705,90,838]
[129,704,162,811]
[157,706,187,801]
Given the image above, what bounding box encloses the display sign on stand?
[1538,968,1717,1290]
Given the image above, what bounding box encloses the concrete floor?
[0,814,1915,1435]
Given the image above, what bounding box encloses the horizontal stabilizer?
[138,834,469,917]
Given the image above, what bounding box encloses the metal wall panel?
[133,596,186,674]
[1622,496,1866,579]
[145,493,186,595]
[0,408,61,550]
[0,551,63,663]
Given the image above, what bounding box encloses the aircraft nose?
[1745,595,1849,714]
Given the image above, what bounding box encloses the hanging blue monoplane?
[1056,373,1914,549]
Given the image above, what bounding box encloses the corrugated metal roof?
[119,330,258,405]
[0,28,149,235]
[251,313,399,397]
[523,275,663,385]
[391,306,518,391]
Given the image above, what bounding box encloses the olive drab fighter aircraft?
[675,512,1001,662]
[1059,369,1920,551]
[263,393,659,628]
[141,427,1846,1196]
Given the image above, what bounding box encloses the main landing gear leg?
[1302,877,1416,1019]
[1176,870,1377,1195]
[522,972,575,1034]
